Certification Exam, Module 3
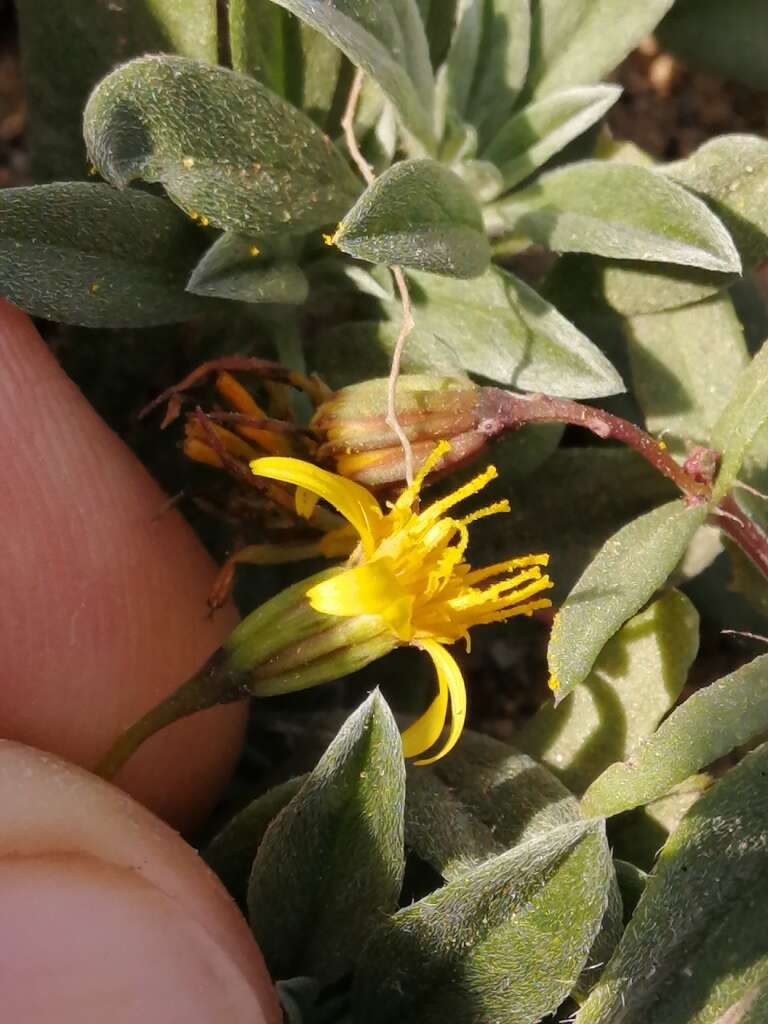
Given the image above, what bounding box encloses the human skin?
[0,301,280,1020]
[0,740,281,1023]
[0,299,248,832]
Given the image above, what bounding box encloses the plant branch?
[484,388,713,500]
[341,67,415,484]
[716,495,768,580]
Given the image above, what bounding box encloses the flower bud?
[311,375,489,487]
[223,567,397,694]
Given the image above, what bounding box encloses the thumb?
[0,300,247,831]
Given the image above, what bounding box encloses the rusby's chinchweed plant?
[6,1,768,1021]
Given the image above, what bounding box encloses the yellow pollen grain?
[89,281,101,294]
[199,215,210,227]
[249,245,260,257]
[182,156,195,169]
[658,439,667,450]
[189,210,199,221]
[322,223,342,247]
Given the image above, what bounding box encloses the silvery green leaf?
[265,0,436,150]
[355,817,613,1024]
[486,162,741,273]
[526,0,676,98]
[626,291,749,453]
[438,0,531,147]
[464,0,531,145]
[248,692,405,983]
[710,340,768,501]
[405,730,580,881]
[582,654,768,818]
[203,776,305,902]
[310,264,624,398]
[228,0,343,127]
[484,85,622,191]
[666,134,768,272]
[602,134,768,315]
[188,233,309,304]
[333,159,490,277]
[578,744,768,1024]
[85,56,359,237]
[0,183,211,327]
[520,590,699,794]
[548,501,708,703]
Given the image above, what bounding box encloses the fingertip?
[0,301,247,830]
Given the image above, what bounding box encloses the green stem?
[96,651,245,780]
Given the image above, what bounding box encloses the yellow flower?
[250,442,553,764]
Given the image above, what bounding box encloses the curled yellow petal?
[250,456,383,554]
[401,675,448,759]
[411,640,467,765]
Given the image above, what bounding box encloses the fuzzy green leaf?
[204,776,305,903]
[710,340,768,501]
[405,731,580,880]
[266,0,436,150]
[187,233,309,304]
[526,0,676,98]
[333,159,490,277]
[582,654,768,818]
[354,818,613,1024]
[0,183,212,327]
[439,0,531,148]
[16,0,217,181]
[607,775,712,873]
[666,135,768,273]
[378,266,623,395]
[228,0,343,127]
[84,56,359,237]
[521,590,699,794]
[435,0,485,131]
[626,291,749,453]
[247,692,405,982]
[310,269,623,397]
[486,162,741,273]
[484,85,622,191]
[467,0,531,145]
[600,134,768,315]
[658,0,768,90]
[578,744,768,1023]
[548,500,708,703]
[599,261,737,318]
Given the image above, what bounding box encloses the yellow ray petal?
[308,557,413,630]
[401,675,448,758]
[250,456,383,554]
[412,640,467,765]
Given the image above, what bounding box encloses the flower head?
[250,442,552,764]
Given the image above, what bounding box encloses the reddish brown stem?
[484,389,712,501]
[717,496,768,580]
[482,387,768,583]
